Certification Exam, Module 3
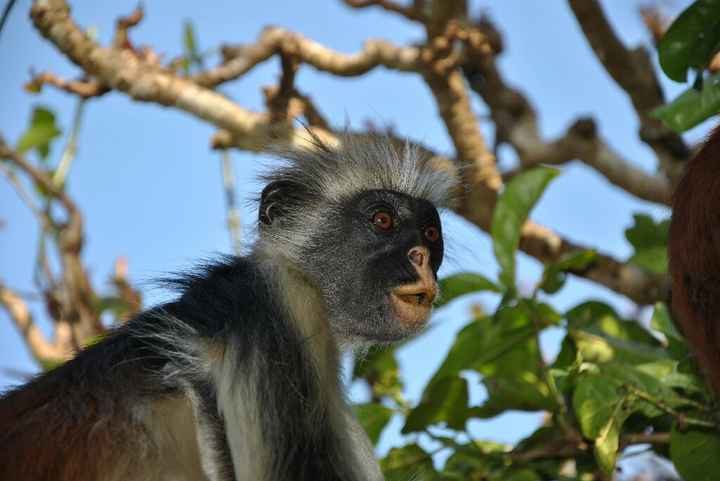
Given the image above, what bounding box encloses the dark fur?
[1,258,354,481]
[669,125,720,396]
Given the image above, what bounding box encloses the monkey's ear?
[259,180,302,225]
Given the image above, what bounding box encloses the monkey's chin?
[389,292,433,331]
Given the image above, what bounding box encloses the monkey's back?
[0,317,207,481]
[669,126,720,395]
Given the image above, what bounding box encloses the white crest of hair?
[268,132,456,208]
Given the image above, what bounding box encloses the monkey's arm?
[669,126,720,396]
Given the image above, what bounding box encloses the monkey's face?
[302,189,444,343]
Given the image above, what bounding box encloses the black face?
[301,189,444,343]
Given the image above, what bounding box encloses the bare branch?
[344,0,425,22]
[639,6,667,46]
[218,152,242,255]
[568,0,689,182]
[25,71,109,98]
[462,18,672,205]
[112,3,143,50]
[196,26,423,88]
[31,0,285,151]
[0,135,79,215]
[111,257,142,320]
[508,431,669,463]
[28,0,669,305]
[512,118,672,205]
[0,282,70,364]
[0,133,99,344]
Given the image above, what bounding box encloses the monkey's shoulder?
[157,255,282,336]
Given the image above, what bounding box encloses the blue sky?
[0,0,708,464]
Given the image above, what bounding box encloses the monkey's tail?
[668,125,720,397]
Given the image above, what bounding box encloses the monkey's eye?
[372,211,394,231]
[425,226,440,242]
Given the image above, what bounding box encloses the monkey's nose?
[408,247,429,267]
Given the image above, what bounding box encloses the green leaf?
[472,305,555,417]
[540,249,597,294]
[650,302,681,341]
[573,373,623,439]
[671,425,720,481]
[624,214,669,274]
[381,444,436,481]
[353,403,394,445]
[651,302,690,360]
[427,308,535,385]
[353,346,403,399]
[491,167,559,290]
[658,0,720,82]
[182,20,203,72]
[96,296,134,322]
[594,399,630,476]
[402,376,468,433]
[436,272,501,307]
[636,359,704,393]
[652,72,720,132]
[16,106,62,160]
[566,300,666,364]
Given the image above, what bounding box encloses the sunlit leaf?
[650,302,690,359]
[353,346,403,399]
[436,272,501,307]
[652,72,720,132]
[491,167,559,290]
[182,20,203,72]
[573,373,622,439]
[624,214,669,274]
[594,399,630,476]
[16,106,62,160]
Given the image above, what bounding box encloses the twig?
[220,151,242,254]
[624,384,717,430]
[0,0,18,41]
[344,0,425,22]
[25,72,109,99]
[53,97,86,187]
[0,281,69,364]
[194,26,424,88]
[112,3,143,50]
[0,161,42,218]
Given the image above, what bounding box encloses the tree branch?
[28,0,669,305]
[343,0,425,22]
[462,17,672,205]
[26,71,109,98]
[0,133,98,345]
[0,282,70,365]
[195,26,423,88]
[567,0,689,182]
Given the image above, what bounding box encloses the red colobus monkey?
[669,126,720,397]
[0,134,455,481]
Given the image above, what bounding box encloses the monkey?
[0,133,456,481]
[669,125,720,397]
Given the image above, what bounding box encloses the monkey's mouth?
[390,282,438,328]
